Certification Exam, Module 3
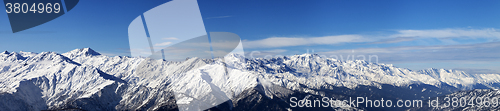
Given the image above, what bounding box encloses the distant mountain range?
[0,48,498,111]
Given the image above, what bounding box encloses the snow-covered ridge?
[0,48,499,110]
[62,48,101,58]
[245,53,500,90]
[1,48,499,92]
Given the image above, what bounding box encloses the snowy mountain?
[0,48,498,110]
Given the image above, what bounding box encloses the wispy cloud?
[391,28,500,38]
[241,28,500,73]
[99,52,121,56]
[243,28,500,48]
[155,42,172,46]
[205,15,232,19]
[162,37,179,40]
[244,35,370,48]
[99,49,134,57]
[318,42,500,62]
[371,37,416,44]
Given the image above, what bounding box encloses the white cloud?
[99,52,120,56]
[162,37,179,40]
[155,42,172,46]
[210,41,242,49]
[243,28,500,49]
[205,15,232,19]
[321,42,500,55]
[264,49,288,53]
[129,48,154,57]
[238,28,500,74]
[371,37,415,44]
[391,28,500,38]
[161,47,197,54]
[316,42,500,64]
[210,50,230,57]
[243,35,369,48]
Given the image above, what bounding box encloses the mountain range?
[0,48,498,111]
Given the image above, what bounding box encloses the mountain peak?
[421,68,458,73]
[1,51,9,55]
[288,53,324,60]
[225,53,245,58]
[1,52,28,61]
[294,53,319,57]
[80,48,100,56]
[63,48,101,58]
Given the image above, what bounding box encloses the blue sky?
[1,0,499,73]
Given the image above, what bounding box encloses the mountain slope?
[0,48,498,110]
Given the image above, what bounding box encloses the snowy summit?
[0,48,499,110]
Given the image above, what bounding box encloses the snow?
[1,51,9,55]
[0,48,499,110]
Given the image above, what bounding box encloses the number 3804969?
[6,3,61,14]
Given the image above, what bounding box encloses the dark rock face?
[1,49,499,111]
